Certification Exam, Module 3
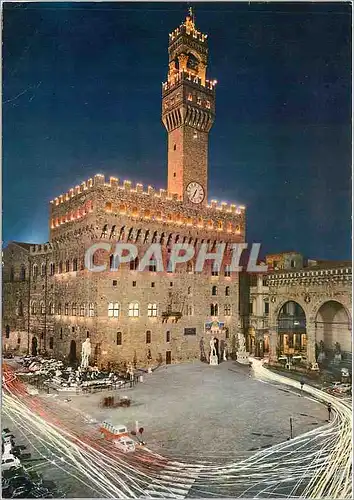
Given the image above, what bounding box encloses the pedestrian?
[300,377,305,393]
[327,402,332,422]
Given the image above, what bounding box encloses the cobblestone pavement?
[53,360,327,464]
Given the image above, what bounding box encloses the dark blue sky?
[3,2,351,259]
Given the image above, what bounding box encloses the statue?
[209,337,218,366]
[236,332,249,365]
[81,338,91,369]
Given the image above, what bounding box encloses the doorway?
[31,337,38,356]
[68,340,77,364]
[166,351,172,365]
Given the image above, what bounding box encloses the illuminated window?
[206,100,211,109]
[108,302,120,318]
[128,302,140,317]
[188,93,193,101]
[197,96,201,105]
[148,303,158,317]
[224,304,231,316]
[105,202,112,212]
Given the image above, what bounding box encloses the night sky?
[3,1,352,260]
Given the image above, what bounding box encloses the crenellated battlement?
[50,174,245,215]
[30,242,54,255]
[162,71,216,96]
[169,12,208,43]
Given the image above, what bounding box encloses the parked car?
[1,454,21,471]
[114,437,136,453]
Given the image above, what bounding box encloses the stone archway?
[31,337,38,356]
[315,300,351,356]
[68,340,77,364]
[277,301,307,356]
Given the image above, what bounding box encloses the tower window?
[173,172,176,177]
[197,97,201,105]
[173,144,176,151]
[116,332,122,346]
[206,100,211,109]
[188,93,193,101]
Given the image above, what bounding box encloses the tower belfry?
[162,10,216,206]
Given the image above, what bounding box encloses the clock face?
[186,182,205,204]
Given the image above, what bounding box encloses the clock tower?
[162,9,216,206]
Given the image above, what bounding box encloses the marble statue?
[236,332,249,365]
[81,338,91,369]
[209,336,218,366]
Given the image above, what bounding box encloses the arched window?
[225,286,230,296]
[212,285,218,296]
[130,256,139,270]
[57,303,62,315]
[49,337,54,350]
[65,260,70,272]
[58,262,63,274]
[40,302,46,315]
[64,303,69,315]
[49,302,55,315]
[146,331,152,344]
[128,302,139,317]
[211,303,218,316]
[187,286,192,295]
[50,263,55,276]
[33,264,38,279]
[224,304,231,316]
[89,303,95,317]
[30,301,37,315]
[108,302,120,318]
[41,263,46,276]
[166,331,171,343]
[149,259,157,272]
[80,304,86,317]
[224,265,231,277]
[72,303,77,316]
[186,305,193,316]
[73,258,78,272]
[20,265,26,281]
[116,331,122,346]
[17,300,23,317]
[148,303,158,317]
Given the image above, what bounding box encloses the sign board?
[184,328,196,335]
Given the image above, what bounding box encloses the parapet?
[50,174,245,216]
[29,242,54,254]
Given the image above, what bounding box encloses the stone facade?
[246,254,352,365]
[2,12,246,369]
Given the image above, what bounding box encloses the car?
[1,454,21,471]
[114,437,136,453]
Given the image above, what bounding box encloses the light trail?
[2,360,352,498]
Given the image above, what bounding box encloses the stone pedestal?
[209,355,218,366]
[236,351,249,364]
